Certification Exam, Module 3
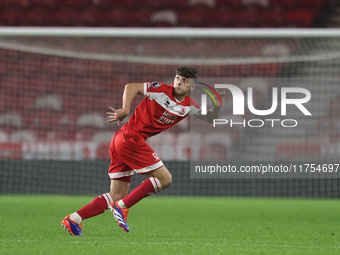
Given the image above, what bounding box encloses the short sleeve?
[144,82,169,100]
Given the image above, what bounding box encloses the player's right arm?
[107,83,144,125]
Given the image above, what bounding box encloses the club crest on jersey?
[148,82,162,89]
[180,106,186,115]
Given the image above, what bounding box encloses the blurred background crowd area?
[0,0,337,28]
[1,0,340,197]
[0,0,339,162]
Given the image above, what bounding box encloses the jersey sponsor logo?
[148,82,162,89]
[157,111,179,125]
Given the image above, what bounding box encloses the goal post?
[0,28,340,196]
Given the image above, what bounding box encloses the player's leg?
[109,178,132,232]
[145,165,172,188]
[117,165,172,209]
[62,177,131,236]
[112,166,171,232]
[109,178,130,201]
[114,136,172,210]
[61,190,115,236]
[62,130,132,235]
[74,178,130,221]
[111,131,172,231]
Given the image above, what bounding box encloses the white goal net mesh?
[1,28,340,196]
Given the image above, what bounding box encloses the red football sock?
[123,177,162,208]
[77,193,113,220]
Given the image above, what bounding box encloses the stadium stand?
[1,0,340,198]
[0,0,331,27]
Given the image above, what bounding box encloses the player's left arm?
[194,91,226,123]
[107,83,144,125]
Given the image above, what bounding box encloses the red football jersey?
[122,82,200,139]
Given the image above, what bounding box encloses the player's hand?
[214,90,226,108]
[107,107,129,125]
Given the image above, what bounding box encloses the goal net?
[1,28,340,197]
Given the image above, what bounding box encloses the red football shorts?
[108,128,164,182]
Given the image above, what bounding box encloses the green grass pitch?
[1,195,340,255]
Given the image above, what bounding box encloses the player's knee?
[161,172,172,189]
[109,179,130,201]
[110,192,125,201]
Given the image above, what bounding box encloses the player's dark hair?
[176,67,198,80]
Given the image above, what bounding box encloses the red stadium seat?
[29,0,56,9]
[217,0,242,9]
[202,133,231,160]
[178,7,215,27]
[28,77,48,94]
[261,8,285,27]
[0,95,5,113]
[189,0,216,8]
[270,0,296,9]
[0,1,11,8]
[107,0,135,9]
[134,0,164,10]
[25,6,52,26]
[239,7,262,27]
[0,0,30,8]
[29,109,62,130]
[317,116,340,135]
[156,0,188,9]
[0,7,24,25]
[54,0,92,9]
[241,0,269,8]
[252,63,279,76]
[97,8,132,27]
[294,0,325,9]
[15,95,36,112]
[132,8,153,27]
[43,129,77,142]
[75,7,98,26]
[63,95,89,114]
[215,8,238,27]
[329,95,340,117]
[285,10,313,27]
[49,7,78,26]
